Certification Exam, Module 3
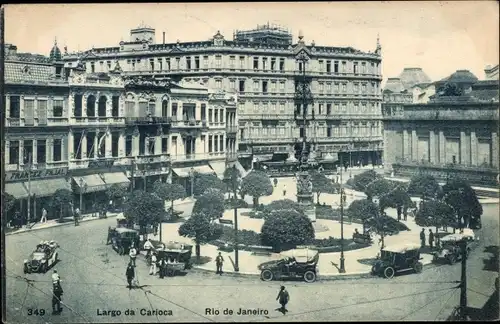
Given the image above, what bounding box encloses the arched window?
[148,99,156,116]
[87,95,96,117]
[98,96,107,117]
[162,99,168,117]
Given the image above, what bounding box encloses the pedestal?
[296,171,316,222]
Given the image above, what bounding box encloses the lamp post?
[79,177,84,212]
[190,167,195,197]
[24,151,32,228]
[225,165,240,272]
[339,154,346,273]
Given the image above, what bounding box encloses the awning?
[253,155,273,162]
[25,178,71,198]
[5,182,29,199]
[172,165,215,178]
[73,174,107,193]
[101,172,130,188]
[209,161,226,179]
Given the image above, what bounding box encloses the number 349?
[28,309,45,316]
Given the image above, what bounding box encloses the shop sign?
[6,167,68,181]
[88,159,115,169]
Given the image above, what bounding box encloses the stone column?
[94,132,99,159]
[402,129,409,160]
[81,134,88,159]
[82,96,88,117]
[221,134,225,152]
[155,135,162,155]
[429,130,436,163]
[132,130,140,157]
[492,132,499,168]
[470,131,478,166]
[118,132,125,157]
[68,130,74,160]
[46,138,53,162]
[411,129,418,161]
[460,131,468,165]
[439,131,446,164]
[105,132,112,158]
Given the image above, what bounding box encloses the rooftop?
[439,69,478,84]
[398,67,432,90]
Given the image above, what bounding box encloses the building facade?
[383,78,499,187]
[4,41,237,220]
[61,24,384,168]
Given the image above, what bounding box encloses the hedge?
[224,198,249,210]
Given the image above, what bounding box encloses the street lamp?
[224,165,240,272]
[190,167,195,197]
[339,155,346,273]
[79,177,84,212]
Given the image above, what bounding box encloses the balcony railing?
[171,152,225,162]
[73,116,126,126]
[171,118,205,128]
[226,125,238,133]
[134,153,171,164]
[124,116,172,125]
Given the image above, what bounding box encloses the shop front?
[171,164,215,196]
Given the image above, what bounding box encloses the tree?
[192,188,225,221]
[260,209,315,251]
[106,184,128,209]
[364,178,395,201]
[441,179,483,230]
[3,193,16,224]
[178,211,223,260]
[351,170,382,193]
[223,166,242,200]
[193,173,226,197]
[240,170,273,206]
[310,170,340,204]
[261,199,305,220]
[407,174,441,200]
[415,199,455,236]
[346,199,379,233]
[440,82,463,96]
[50,189,73,222]
[378,185,412,221]
[124,190,165,239]
[152,181,186,213]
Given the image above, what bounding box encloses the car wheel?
[447,255,456,265]
[383,267,395,279]
[166,268,175,277]
[260,269,274,281]
[371,266,377,276]
[413,261,423,273]
[303,271,316,283]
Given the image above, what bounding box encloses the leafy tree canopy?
[379,186,412,211]
[407,174,441,199]
[261,199,305,219]
[178,212,223,245]
[364,178,395,200]
[310,170,339,194]
[152,181,186,202]
[3,192,16,214]
[223,166,242,192]
[415,199,455,228]
[50,189,73,208]
[440,82,463,97]
[441,178,482,227]
[346,199,379,226]
[106,184,128,201]
[193,173,226,197]
[240,170,273,202]
[124,190,165,228]
[351,170,382,192]
[192,188,225,221]
[261,209,315,249]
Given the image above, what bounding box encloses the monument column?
[439,130,446,163]
[411,129,418,161]
[429,130,436,163]
[402,129,409,160]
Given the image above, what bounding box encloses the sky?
[4,2,499,85]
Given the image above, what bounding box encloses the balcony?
[72,116,126,126]
[170,152,225,162]
[45,160,69,168]
[134,153,171,164]
[323,114,382,120]
[243,114,294,120]
[124,116,171,125]
[226,125,238,133]
[171,118,206,128]
[383,105,499,121]
[226,152,239,161]
[208,121,226,129]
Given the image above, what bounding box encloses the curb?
[5,214,119,236]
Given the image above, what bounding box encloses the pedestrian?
[276,286,289,313]
[108,199,113,213]
[215,252,224,275]
[52,269,61,285]
[273,178,278,187]
[396,206,402,221]
[158,257,166,279]
[144,238,154,258]
[106,226,113,245]
[149,252,157,275]
[40,208,48,223]
[283,184,287,197]
[52,281,63,314]
[420,228,426,248]
[403,207,408,221]
[129,245,137,267]
[126,263,135,289]
[74,207,80,226]
[14,211,21,228]
[429,229,434,249]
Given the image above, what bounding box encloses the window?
[319,82,324,93]
[148,99,155,116]
[229,80,236,90]
[107,61,112,70]
[279,81,285,92]
[300,127,305,138]
[150,58,155,71]
[239,56,245,69]
[279,58,285,72]
[319,60,324,72]
[215,79,222,89]
[262,81,268,93]
[253,81,259,92]
[112,96,119,117]
[53,100,64,117]
[239,80,245,92]
[148,138,155,155]
[271,58,276,70]
[98,96,107,117]
[201,104,206,121]
[279,102,285,112]
[131,60,135,71]
[74,95,83,117]
[334,83,339,92]
[271,102,277,111]
[162,137,168,153]
[253,102,259,112]
[53,139,62,162]
[342,102,347,112]
[326,103,332,115]
[24,99,35,125]
[219,109,224,123]
[90,62,95,73]
[208,136,213,153]
[125,135,132,156]
[38,100,47,124]
[214,110,219,123]
[215,55,222,69]
[87,95,96,117]
[214,135,218,152]
[166,58,171,70]
[262,102,268,112]
[354,102,359,113]
[371,82,376,93]
[318,103,323,115]
[361,62,366,74]
[253,57,259,70]
[175,57,180,69]
[263,58,268,70]
[172,103,178,120]
[326,83,332,93]
[298,62,303,72]
[9,95,20,118]
[111,133,119,157]
[219,136,224,152]
[203,56,209,68]
[23,140,33,164]
[270,81,276,92]
[186,57,192,70]
[158,58,163,70]
[353,62,358,74]
[139,133,146,155]
[326,61,331,73]
[9,141,19,165]
[354,83,359,93]
[37,139,46,163]
[194,56,200,69]
[341,61,346,73]
[334,61,339,73]
[327,127,332,137]
[362,83,367,93]
[208,109,213,123]
[229,56,235,69]
[342,83,347,92]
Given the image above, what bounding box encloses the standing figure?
[158,257,166,279]
[276,286,290,314]
[420,228,426,248]
[126,263,135,289]
[282,184,287,197]
[215,252,224,275]
[149,252,157,275]
[74,207,80,226]
[52,281,63,314]
[273,178,278,187]
[129,246,137,267]
[40,208,48,223]
[403,207,408,221]
[429,229,434,249]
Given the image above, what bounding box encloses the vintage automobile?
[432,231,476,265]
[155,241,193,276]
[371,243,423,279]
[24,241,59,274]
[109,227,140,255]
[258,248,319,283]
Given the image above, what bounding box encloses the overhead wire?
[399,286,459,320]
[434,287,459,320]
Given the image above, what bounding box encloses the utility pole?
[26,151,32,227]
[339,154,346,273]
[232,165,239,272]
[459,239,468,321]
[130,158,135,193]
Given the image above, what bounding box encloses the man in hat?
[276,286,289,314]
[125,263,135,289]
[420,228,426,248]
[215,252,224,275]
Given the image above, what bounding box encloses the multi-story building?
[61,24,384,168]
[382,69,499,187]
[4,41,237,220]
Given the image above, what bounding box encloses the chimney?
[163,32,165,44]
